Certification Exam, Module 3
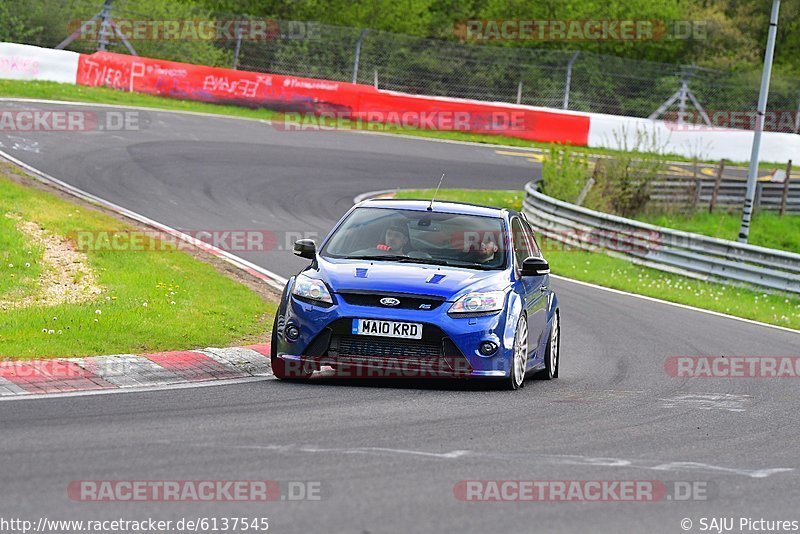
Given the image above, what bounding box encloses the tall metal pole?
[352,29,367,84]
[738,0,780,242]
[232,26,243,70]
[563,51,579,110]
[677,79,688,126]
[97,0,113,51]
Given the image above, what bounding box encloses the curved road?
[1,101,799,534]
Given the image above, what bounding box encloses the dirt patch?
[0,213,103,309]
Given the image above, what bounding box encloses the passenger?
[463,232,499,264]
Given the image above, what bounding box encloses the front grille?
[338,292,444,311]
[333,335,441,358]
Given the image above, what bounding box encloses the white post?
[738,0,780,242]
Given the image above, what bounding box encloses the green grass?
[0,211,43,299]
[636,210,800,254]
[395,188,800,330]
[0,79,780,167]
[0,164,274,359]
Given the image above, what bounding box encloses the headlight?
[292,274,333,305]
[449,291,505,314]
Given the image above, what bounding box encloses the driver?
[377,222,410,255]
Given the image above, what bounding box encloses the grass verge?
[0,162,275,359]
[636,210,800,254]
[395,188,800,330]
[0,79,777,167]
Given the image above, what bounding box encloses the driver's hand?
[377,244,391,251]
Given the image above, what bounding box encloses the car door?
[511,217,545,359]
[513,217,549,358]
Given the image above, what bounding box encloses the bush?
[585,127,667,217]
[540,145,589,203]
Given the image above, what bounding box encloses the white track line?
[550,275,799,335]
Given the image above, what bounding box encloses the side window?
[510,218,531,269]
[521,218,541,257]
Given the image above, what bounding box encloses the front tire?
[502,314,528,390]
[270,313,312,381]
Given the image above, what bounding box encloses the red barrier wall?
[76,52,370,113]
[76,51,589,145]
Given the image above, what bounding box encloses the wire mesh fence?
[27,0,800,133]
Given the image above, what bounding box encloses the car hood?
[312,257,511,301]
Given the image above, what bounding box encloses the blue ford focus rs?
[271,198,560,390]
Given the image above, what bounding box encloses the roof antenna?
[428,172,445,211]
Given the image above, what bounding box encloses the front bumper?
[276,293,516,378]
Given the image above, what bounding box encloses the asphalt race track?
[1,101,799,534]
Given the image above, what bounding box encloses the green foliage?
[186,0,800,76]
[584,127,667,217]
[540,146,589,203]
[5,0,231,67]
[0,1,42,42]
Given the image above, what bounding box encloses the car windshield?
[320,207,507,270]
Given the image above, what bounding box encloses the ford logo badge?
[380,297,400,307]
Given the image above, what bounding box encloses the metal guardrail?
[650,180,799,212]
[522,182,800,294]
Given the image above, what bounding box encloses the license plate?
[352,319,423,340]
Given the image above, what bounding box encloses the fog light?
[285,324,301,342]
[479,341,498,356]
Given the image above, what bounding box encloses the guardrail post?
[754,182,763,214]
[691,179,702,211]
[575,177,595,206]
[709,159,726,213]
[780,159,792,216]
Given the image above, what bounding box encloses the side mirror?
[521,257,550,276]
[293,239,316,260]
